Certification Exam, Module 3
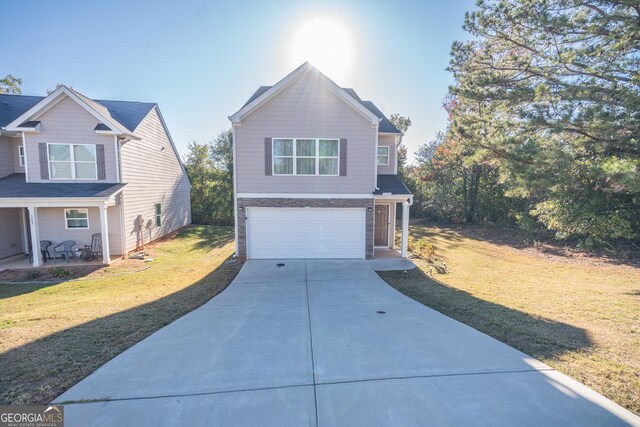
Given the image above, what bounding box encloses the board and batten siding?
[120,107,191,252]
[36,206,123,256]
[377,134,397,175]
[235,72,377,194]
[24,96,118,183]
[0,136,15,178]
[0,208,23,259]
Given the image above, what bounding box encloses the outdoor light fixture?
[367,207,373,211]
[238,207,244,210]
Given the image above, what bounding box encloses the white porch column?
[27,206,41,267]
[401,201,410,257]
[99,205,111,264]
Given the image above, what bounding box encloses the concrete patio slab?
[56,307,312,402]
[201,280,307,310]
[316,370,638,427]
[306,259,380,281]
[307,278,409,307]
[309,300,549,383]
[233,259,306,283]
[65,386,316,427]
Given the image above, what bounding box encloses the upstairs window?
[19,146,25,166]
[48,144,97,180]
[377,146,389,165]
[273,138,339,176]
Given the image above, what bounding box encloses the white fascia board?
[0,197,115,208]
[236,193,374,199]
[229,62,379,125]
[5,86,130,136]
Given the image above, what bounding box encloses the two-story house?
[229,62,413,260]
[0,85,191,267]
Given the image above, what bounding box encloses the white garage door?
[246,207,366,259]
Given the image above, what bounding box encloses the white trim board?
[236,193,374,199]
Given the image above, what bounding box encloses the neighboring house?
[229,62,413,260]
[0,85,191,266]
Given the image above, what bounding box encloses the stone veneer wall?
[236,198,375,260]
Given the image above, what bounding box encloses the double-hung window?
[273,138,339,176]
[377,146,389,165]
[18,146,25,166]
[65,208,89,229]
[155,203,162,227]
[48,144,97,180]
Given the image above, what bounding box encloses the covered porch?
[0,174,126,268]
[373,174,413,259]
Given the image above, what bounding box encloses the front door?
[374,205,389,247]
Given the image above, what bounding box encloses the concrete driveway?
[56,260,639,426]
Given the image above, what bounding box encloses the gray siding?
[24,96,118,183]
[0,208,22,258]
[0,136,14,178]
[377,134,397,175]
[235,72,377,194]
[120,107,191,252]
[36,205,123,256]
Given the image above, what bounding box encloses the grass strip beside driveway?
[0,225,239,405]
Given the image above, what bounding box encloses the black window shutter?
[265,137,272,176]
[96,144,106,180]
[38,142,49,180]
[339,138,347,176]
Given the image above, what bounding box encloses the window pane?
[74,145,96,161]
[273,157,293,174]
[377,146,389,155]
[50,161,72,178]
[273,139,293,156]
[296,139,316,156]
[66,209,88,219]
[75,162,97,179]
[319,158,338,175]
[296,158,316,174]
[155,204,162,215]
[49,145,70,161]
[377,155,389,165]
[67,219,88,229]
[319,140,338,157]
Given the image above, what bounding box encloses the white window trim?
[64,208,90,230]
[18,145,25,166]
[155,203,162,227]
[377,146,390,165]
[272,138,340,176]
[47,143,98,180]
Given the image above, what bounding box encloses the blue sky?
[1,0,475,162]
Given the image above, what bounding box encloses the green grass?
[380,224,640,415]
[0,225,239,405]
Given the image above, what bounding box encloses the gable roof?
[0,87,156,133]
[230,62,381,126]
[236,65,402,135]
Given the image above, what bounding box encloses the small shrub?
[50,267,71,278]
[24,271,41,280]
[408,237,435,261]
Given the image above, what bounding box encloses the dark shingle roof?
[242,86,402,134]
[0,174,126,198]
[0,93,155,132]
[0,95,43,128]
[374,174,412,195]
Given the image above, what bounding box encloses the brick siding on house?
[236,198,374,260]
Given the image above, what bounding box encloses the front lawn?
[0,225,239,405]
[380,224,640,415]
